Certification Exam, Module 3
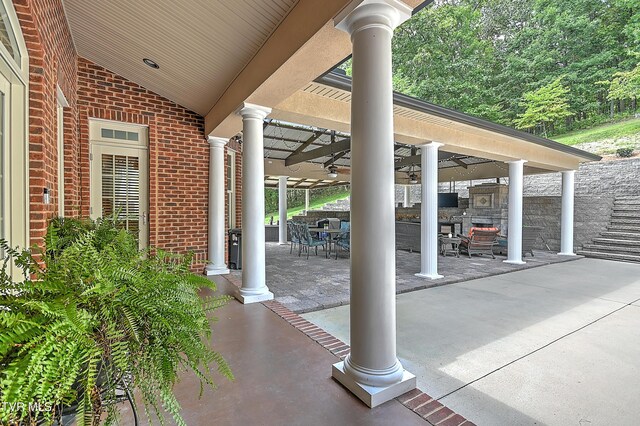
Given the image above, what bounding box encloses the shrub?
[0,217,232,425]
[616,147,634,157]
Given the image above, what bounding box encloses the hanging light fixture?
[408,162,418,184]
[327,165,338,178]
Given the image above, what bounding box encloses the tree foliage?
[514,77,573,136]
[392,0,640,136]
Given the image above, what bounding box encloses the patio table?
[439,236,461,258]
[308,228,344,256]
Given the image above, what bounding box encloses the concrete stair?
[321,197,351,212]
[578,196,640,263]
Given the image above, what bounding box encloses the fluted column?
[416,142,443,279]
[236,103,274,304]
[205,137,230,276]
[332,0,415,408]
[278,176,288,244]
[505,160,527,264]
[559,170,576,255]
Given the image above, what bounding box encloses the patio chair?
[494,226,542,257]
[458,229,499,259]
[288,221,301,254]
[299,223,327,259]
[334,229,350,259]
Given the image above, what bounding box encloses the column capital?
[561,169,576,175]
[506,159,528,165]
[236,102,271,120]
[208,136,228,147]
[418,141,444,149]
[335,0,412,36]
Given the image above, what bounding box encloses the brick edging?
[261,299,476,426]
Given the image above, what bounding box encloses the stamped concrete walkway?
[241,242,581,313]
[303,258,640,425]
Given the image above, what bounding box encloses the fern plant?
[0,217,233,425]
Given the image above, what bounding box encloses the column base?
[234,289,274,304]
[204,264,230,276]
[278,241,288,245]
[332,361,416,408]
[558,252,577,256]
[415,272,443,280]
[503,259,526,265]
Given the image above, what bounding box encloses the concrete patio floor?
[303,258,640,425]
[240,242,582,313]
[119,276,428,425]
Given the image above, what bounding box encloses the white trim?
[57,103,64,216]
[56,85,69,107]
[88,117,149,128]
[227,149,236,229]
[0,0,29,277]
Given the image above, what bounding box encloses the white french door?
[89,120,149,249]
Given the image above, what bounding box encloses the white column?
[278,176,288,244]
[505,160,527,265]
[402,185,410,208]
[304,189,310,213]
[559,170,576,255]
[205,137,230,275]
[236,103,274,304]
[416,142,443,279]
[332,0,415,408]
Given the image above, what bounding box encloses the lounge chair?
[458,229,499,258]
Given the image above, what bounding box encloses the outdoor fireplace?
[462,183,509,235]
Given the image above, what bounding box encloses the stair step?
[615,200,640,207]
[592,238,640,247]
[613,205,640,212]
[576,251,640,263]
[582,244,640,255]
[600,231,640,240]
[611,212,640,218]
[607,225,640,233]
[610,218,640,226]
[615,196,640,201]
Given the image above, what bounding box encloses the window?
[227,150,236,228]
[0,0,29,275]
[57,86,68,216]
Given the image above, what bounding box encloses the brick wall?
[15,0,78,247]
[16,0,234,271]
[76,59,210,269]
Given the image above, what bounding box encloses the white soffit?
[63,0,299,115]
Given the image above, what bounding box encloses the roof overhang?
[269,72,600,174]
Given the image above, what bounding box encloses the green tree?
[607,62,640,104]
[514,77,574,136]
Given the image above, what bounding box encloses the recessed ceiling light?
[143,58,159,69]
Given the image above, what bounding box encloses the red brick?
[438,413,467,426]
[424,407,454,425]
[404,393,432,410]
[415,399,443,416]
[396,388,423,404]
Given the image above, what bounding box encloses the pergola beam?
[324,151,348,168]
[451,158,469,169]
[287,130,324,158]
[293,178,308,187]
[285,137,351,166]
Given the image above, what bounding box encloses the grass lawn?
[265,190,350,224]
[553,118,640,146]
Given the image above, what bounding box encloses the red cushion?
[469,227,498,237]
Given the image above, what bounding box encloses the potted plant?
[0,217,232,425]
